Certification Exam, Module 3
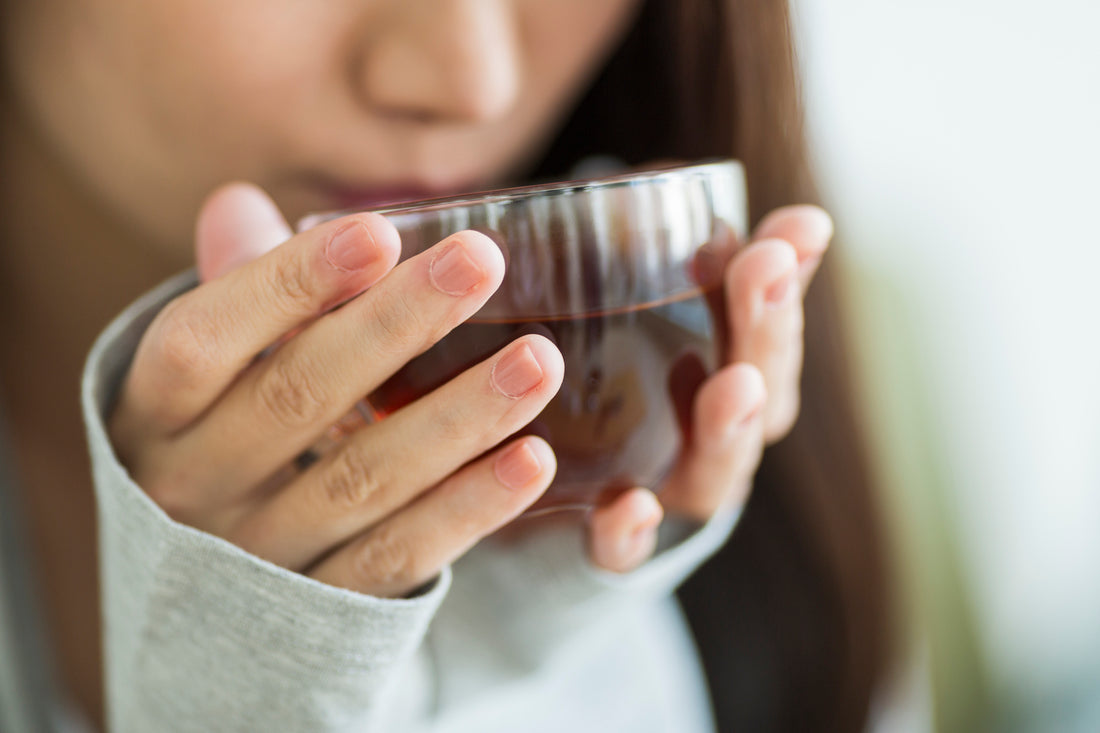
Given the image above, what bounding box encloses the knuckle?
[269,254,317,314]
[433,405,475,444]
[443,501,483,538]
[255,358,329,429]
[353,526,418,590]
[368,291,425,354]
[320,447,382,510]
[152,298,222,380]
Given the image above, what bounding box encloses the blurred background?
[791,1,1100,730]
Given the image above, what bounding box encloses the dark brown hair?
[535,2,894,730]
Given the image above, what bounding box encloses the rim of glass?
[350,159,741,218]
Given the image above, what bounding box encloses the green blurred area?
[837,254,993,733]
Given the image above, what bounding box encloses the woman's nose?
[355,0,521,124]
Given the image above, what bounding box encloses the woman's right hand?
[108,183,564,598]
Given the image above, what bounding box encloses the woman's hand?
[586,205,833,572]
[108,183,564,598]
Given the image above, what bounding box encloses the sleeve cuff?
[581,508,742,592]
[439,505,741,666]
[82,270,448,730]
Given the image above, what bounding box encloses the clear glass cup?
[299,160,748,512]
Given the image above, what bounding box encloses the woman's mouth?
[296,177,487,231]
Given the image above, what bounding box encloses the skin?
[0,0,831,725]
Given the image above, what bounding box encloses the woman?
[0,0,893,731]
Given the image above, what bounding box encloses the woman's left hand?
[586,205,833,572]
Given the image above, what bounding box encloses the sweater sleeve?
[430,506,739,695]
[82,270,740,732]
[82,271,449,732]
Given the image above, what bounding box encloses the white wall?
[792,1,1100,729]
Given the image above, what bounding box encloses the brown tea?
[368,285,727,507]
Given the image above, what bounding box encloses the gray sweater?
[3,270,738,732]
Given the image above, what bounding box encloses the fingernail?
[429,240,485,296]
[495,442,542,490]
[326,221,376,272]
[804,206,835,244]
[491,344,544,398]
[765,270,797,306]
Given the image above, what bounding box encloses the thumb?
[194,182,292,282]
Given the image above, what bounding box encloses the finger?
[195,182,293,282]
[225,335,564,567]
[751,204,833,291]
[308,436,556,597]
[586,488,664,574]
[161,230,507,504]
[726,239,804,441]
[659,363,766,522]
[117,209,401,435]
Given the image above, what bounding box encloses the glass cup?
[300,160,748,513]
